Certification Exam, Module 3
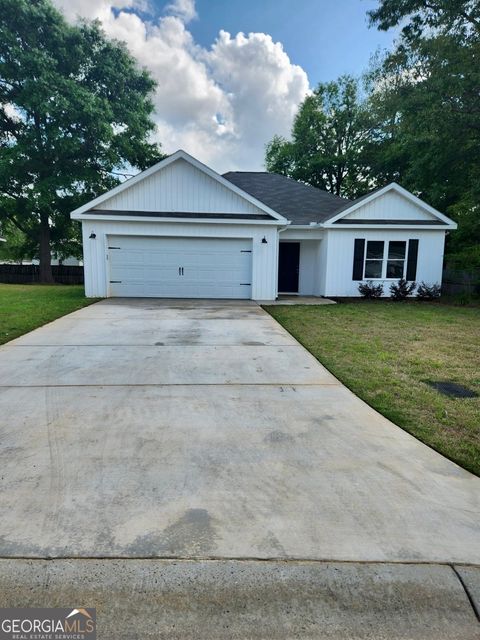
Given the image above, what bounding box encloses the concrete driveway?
[2,298,480,637]
[0,298,478,564]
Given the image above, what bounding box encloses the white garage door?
[108,235,253,298]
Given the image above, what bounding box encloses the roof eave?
[72,212,287,225]
[322,222,457,230]
[284,223,323,229]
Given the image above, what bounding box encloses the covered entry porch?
[278,228,325,297]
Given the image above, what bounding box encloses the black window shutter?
[406,239,419,281]
[352,239,365,280]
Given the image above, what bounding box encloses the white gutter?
[322,223,455,230]
[282,221,455,230]
[72,213,286,226]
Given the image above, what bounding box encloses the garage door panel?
[110,250,180,268]
[111,266,180,282]
[183,268,248,283]
[108,236,252,298]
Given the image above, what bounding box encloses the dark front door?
[278,242,300,293]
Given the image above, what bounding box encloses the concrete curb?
[0,559,479,639]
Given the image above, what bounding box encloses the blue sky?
[55,0,398,170]
[156,0,396,85]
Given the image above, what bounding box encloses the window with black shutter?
[406,239,419,281]
[353,238,418,280]
[352,239,365,280]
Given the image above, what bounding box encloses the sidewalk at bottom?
[0,559,479,639]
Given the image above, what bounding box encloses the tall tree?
[369,0,480,39]
[265,76,372,198]
[367,0,480,263]
[0,0,163,282]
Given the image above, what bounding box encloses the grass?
[0,284,98,345]
[265,301,480,476]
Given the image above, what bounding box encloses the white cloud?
[52,0,310,172]
[205,31,309,169]
[54,0,146,23]
[164,0,197,23]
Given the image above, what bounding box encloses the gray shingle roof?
[223,171,351,224]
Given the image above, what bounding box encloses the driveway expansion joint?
[1,556,479,567]
[0,382,342,388]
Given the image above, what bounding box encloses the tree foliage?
[368,0,480,39]
[0,0,163,281]
[366,0,480,262]
[266,2,480,264]
[265,76,372,198]
[0,220,33,263]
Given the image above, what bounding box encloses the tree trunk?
[39,212,54,283]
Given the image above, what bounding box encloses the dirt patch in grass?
[0,284,99,345]
[265,301,480,476]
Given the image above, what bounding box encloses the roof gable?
[325,183,457,227]
[343,190,436,221]
[95,158,269,215]
[71,150,287,222]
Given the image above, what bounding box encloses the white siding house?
[318,229,446,298]
[71,150,457,300]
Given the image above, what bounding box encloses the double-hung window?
[363,240,407,279]
[386,241,406,278]
[364,241,384,278]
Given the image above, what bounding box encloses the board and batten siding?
[298,241,321,296]
[320,229,446,297]
[343,191,438,221]
[95,158,265,215]
[81,220,279,300]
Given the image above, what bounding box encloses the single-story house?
[71,150,457,300]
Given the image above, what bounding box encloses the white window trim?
[363,240,408,280]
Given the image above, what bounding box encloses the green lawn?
[0,284,98,345]
[265,301,480,476]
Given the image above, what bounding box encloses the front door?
[278,242,300,293]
